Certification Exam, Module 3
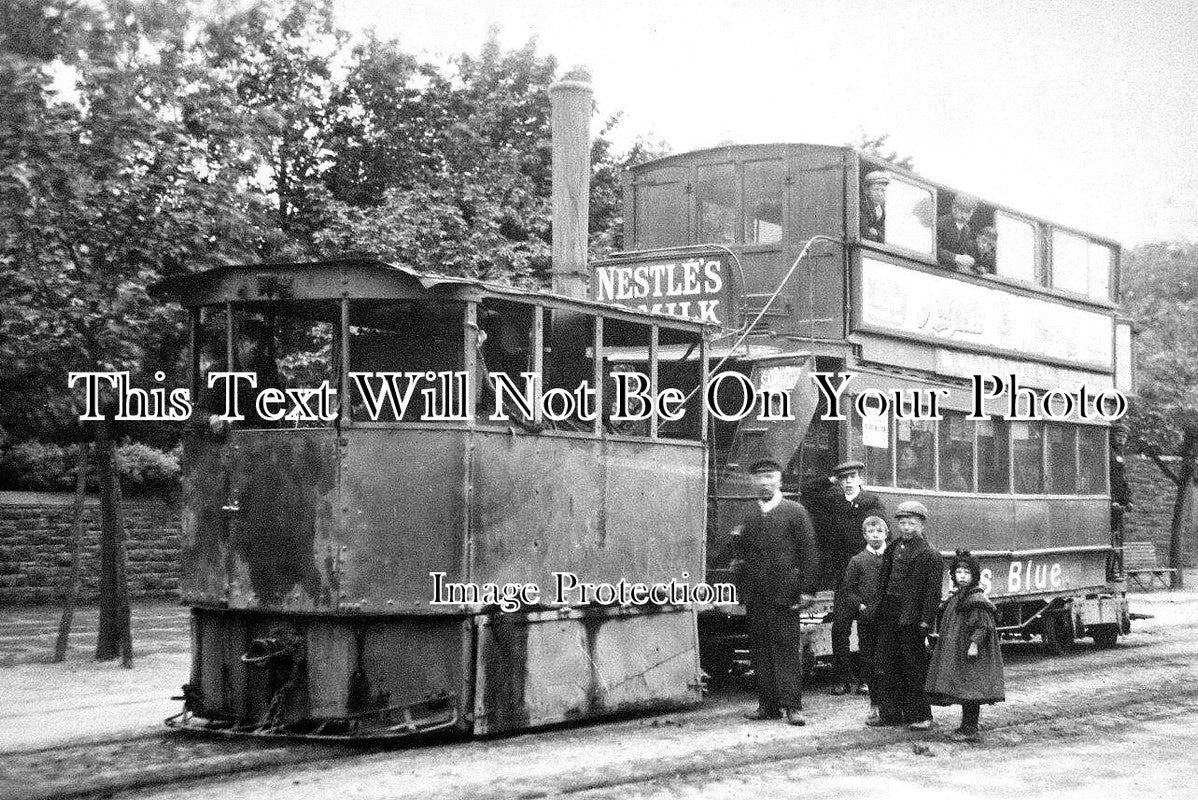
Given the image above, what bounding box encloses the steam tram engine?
[594,142,1137,673]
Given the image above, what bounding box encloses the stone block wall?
[1122,454,1197,567]
[0,491,180,606]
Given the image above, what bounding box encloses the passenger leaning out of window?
[860,171,890,243]
[937,193,980,272]
[973,225,997,275]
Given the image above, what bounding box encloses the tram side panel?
[179,425,704,736]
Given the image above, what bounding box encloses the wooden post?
[53,443,90,662]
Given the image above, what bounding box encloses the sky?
[331,0,1198,247]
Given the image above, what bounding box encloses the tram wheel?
[1040,610,1075,656]
[1090,625,1119,649]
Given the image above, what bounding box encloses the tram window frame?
[743,158,785,246]
[850,398,894,489]
[976,417,1010,494]
[1011,420,1045,494]
[992,211,1042,285]
[1045,422,1079,495]
[634,176,689,249]
[222,300,344,430]
[858,159,938,262]
[1077,425,1108,494]
[938,411,976,493]
[695,162,738,245]
[895,417,936,491]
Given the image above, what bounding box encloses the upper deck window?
[994,212,1038,284]
[744,160,784,245]
[635,181,687,249]
[1052,231,1113,301]
[883,177,936,257]
[695,163,736,244]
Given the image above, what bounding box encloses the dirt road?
[10,590,1185,800]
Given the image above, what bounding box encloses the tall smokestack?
[548,70,593,298]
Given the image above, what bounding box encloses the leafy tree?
[1122,241,1198,585]
[850,131,915,171]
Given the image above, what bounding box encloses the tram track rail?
[4,621,1195,800]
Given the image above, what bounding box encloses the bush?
[0,440,181,492]
[0,441,73,490]
[113,441,181,491]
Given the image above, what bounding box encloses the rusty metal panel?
[179,433,232,604]
[222,430,339,610]
[305,619,354,717]
[469,432,705,595]
[358,617,471,719]
[473,607,701,736]
[336,428,468,612]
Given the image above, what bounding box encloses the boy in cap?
[937,193,980,271]
[803,460,886,695]
[731,457,819,725]
[860,171,889,242]
[867,500,945,731]
[974,225,997,274]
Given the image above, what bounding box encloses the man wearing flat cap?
[731,457,819,725]
[868,500,945,730]
[860,171,890,243]
[937,193,981,271]
[803,460,886,695]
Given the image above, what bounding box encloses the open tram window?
[695,163,736,245]
[1051,231,1113,301]
[896,418,934,490]
[1046,423,1079,495]
[744,160,783,245]
[1077,426,1108,494]
[882,176,936,257]
[850,400,893,488]
[977,418,1010,493]
[347,299,464,422]
[936,191,997,274]
[938,412,974,492]
[1012,421,1044,494]
[227,301,340,428]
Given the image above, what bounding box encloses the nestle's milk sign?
[591,253,729,324]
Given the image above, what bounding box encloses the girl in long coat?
[925,550,1005,741]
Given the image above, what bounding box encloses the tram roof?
[149,257,711,333]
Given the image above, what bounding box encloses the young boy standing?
[840,516,890,719]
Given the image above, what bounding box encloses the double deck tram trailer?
[593,143,1137,672]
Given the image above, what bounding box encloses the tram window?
[938,412,974,492]
[193,306,228,396]
[1051,230,1089,295]
[1012,421,1044,494]
[884,178,936,256]
[231,302,340,428]
[744,160,783,245]
[696,163,736,244]
[977,418,1010,493]
[347,300,464,422]
[896,419,934,490]
[851,401,893,488]
[635,182,686,248]
[1087,242,1114,300]
[995,212,1038,284]
[1077,426,1107,493]
[1046,423,1078,494]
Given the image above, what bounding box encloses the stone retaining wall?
[0,491,180,606]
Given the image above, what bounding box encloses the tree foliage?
[850,131,915,171]
[1,0,648,446]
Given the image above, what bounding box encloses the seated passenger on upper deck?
[974,226,997,275]
[937,193,980,272]
[860,171,890,243]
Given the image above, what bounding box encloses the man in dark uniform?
[731,458,819,726]
[1109,422,1132,579]
[803,460,886,695]
[867,500,945,730]
[860,171,889,242]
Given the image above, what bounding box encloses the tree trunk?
[94,416,133,666]
[53,443,90,663]
[1168,430,1197,589]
